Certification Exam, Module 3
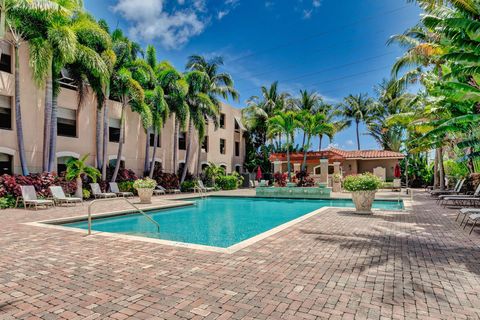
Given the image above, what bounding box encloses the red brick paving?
[1,192,480,319]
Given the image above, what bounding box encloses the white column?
[320,159,328,184]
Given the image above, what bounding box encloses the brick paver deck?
[1,191,480,319]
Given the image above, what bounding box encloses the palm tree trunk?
[149,129,158,178]
[355,119,360,150]
[196,133,202,176]
[101,101,108,180]
[43,71,52,172]
[180,120,193,183]
[286,136,291,182]
[301,132,306,153]
[405,153,409,188]
[439,147,445,190]
[96,107,102,169]
[14,43,28,175]
[433,148,439,188]
[302,136,310,171]
[173,117,178,175]
[48,92,58,172]
[144,127,150,175]
[111,102,126,182]
[318,135,323,151]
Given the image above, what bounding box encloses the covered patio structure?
[269,148,405,183]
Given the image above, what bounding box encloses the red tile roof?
[328,148,404,159]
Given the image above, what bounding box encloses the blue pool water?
[63,197,403,248]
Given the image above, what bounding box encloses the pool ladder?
[193,186,207,198]
[87,198,160,235]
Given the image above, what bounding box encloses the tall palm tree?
[316,101,346,150]
[338,93,374,150]
[294,90,322,151]
[296,111,334,171]
[268,111,299,181]
[185,55,238,175]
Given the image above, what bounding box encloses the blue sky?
[84,0,421,150]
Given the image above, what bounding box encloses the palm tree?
[316,101,346,150]
[294,90,322,151]
[65,154,100,199]
[338,93,374,150]
[185,55,238,175]
[297,111,334,171]
[268,111,299,181]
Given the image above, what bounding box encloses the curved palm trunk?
[101,102,108,180]
[111,103,126,182]
[355,119,361,150]
[286,136,291,182]
[433,149,439,188]
[14,44,28,175]
[439,147,445,190]
[405,153,409,188]
[47,92,58,172]
[302,135,311,171]
[173,117,178,175]
[144,127,150,175]
[180,120,193,183]
[149,129,158,178]
[96,107,102,169]
[42,75,52,172]
[196,133,202,176]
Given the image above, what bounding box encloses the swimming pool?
[61,197,403,249]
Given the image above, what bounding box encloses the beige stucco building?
[0,38,246,176]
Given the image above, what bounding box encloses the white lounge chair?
[197,180,214,192]
[20,185,55,210]
[158,185,181,194]
[441,183,480,207]
[49,186,82,206]
[153,186,166,196]
[109,182,134,198]
[90,183,116,199]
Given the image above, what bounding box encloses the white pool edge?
[25,198,412,255]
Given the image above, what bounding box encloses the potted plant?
[343,173,382,214]
[133,177,157,204]
[65,154,101,199]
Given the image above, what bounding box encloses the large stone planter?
[351,190,377,214]
[136,188,154,204]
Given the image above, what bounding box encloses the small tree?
[65,154,101,199]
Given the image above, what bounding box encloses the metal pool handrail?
[87,198,160,235]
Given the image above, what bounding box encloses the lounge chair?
[457,208,480,234]
[431,179,465,197]
[153,186,166,196]
[109,182,134,198]
[90,183,116,199]
[197,180,214,192]
[49,186,82,206]
[158,185,180,194]
[441,184,480,207]
[20,185,55,210]
[249,180,255,188]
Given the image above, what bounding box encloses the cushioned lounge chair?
[90,183,116,199]
[109,182,134,198]
[441,184,480,207]
[49,186,82,206]
[20,185,55,210]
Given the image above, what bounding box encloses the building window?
[202,136,208,152]
[220,165,227,172]
[220,113,226,128]
[57,107,77,137]
[178,162,185,175]
[149,133,161,147]
[220,139,226,154]
[235,141,240,157]
[57,156,76,174]
[179,132,186,150]
[0,95,12,130]
[0,42,12,73]
[0,153,12,175]
[201,163,209,171]
[234,120,240,131]
[109,118,121,143]
[109,158,125,168]
[235,165,241,173]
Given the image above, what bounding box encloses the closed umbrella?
[394,163,401,178]
[256,166,263,181]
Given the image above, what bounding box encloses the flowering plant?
[133,177,157,189]
[343,173,382,192]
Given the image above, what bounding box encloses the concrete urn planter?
[136,188,154,204]
[351,190,377,214]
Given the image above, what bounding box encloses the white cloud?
[265,1,274,8]
[312,0,321,7]
[346,140,354,146]
[112,0,240,49]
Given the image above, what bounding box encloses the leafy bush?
[0,195,15,209]
[133,178,157,189]
[444,159,469,179]
[0,173,77,198]
[82,189,91,200]
[295,171,315,187]
[181,180,196,192]
[118,181,135,194]
[153,172,179,189]
[343,173,382,192]
[106,167,138,182]
[216,175,239,190]
[273,172,287,187]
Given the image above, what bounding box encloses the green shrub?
[181,180,196,192]
[82,189,91,200]
[133,178,157,189]
[118,181,135,194]
[0,195,15,209]
[216,175,239,190]
[444,159,469,179]
[343,173,382,192]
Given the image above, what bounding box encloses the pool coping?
[25,197,412,254]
